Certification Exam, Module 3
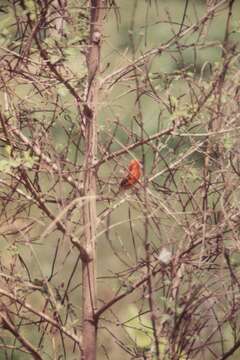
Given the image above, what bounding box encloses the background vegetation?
[0,0,240,359]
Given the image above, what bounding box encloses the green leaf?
[223,133,234,151]
[0,150,36,173]
[124,304,152,349]
[25,0,37,20]
[57,84,69,98]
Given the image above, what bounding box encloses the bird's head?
[129,159,143,168]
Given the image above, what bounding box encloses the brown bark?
[82,1,106,359]
[1,311,43,360]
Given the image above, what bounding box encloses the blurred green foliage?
[1,0,240,359]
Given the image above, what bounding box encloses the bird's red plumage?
[120,160,142,189]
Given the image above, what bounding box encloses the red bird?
[120,159,142,189]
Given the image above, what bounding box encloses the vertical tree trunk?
[82,1,105,359]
